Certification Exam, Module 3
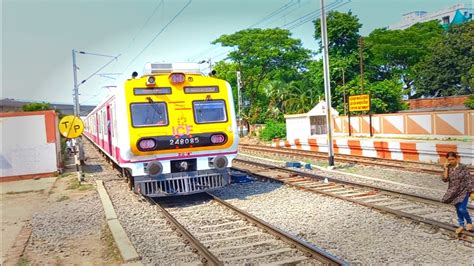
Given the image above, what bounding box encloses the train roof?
[143,62,202,75]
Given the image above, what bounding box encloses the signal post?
[59,115,85,182]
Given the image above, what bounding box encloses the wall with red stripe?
[332,110,473,137]
[272,138,473,165]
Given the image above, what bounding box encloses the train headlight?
[147,76,156,86]
[137,138,156,151]
[210,156,228,170]
[146,161,162,176]
[210,134,227,144]
[169,73,185,84]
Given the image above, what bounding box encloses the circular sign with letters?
[58,115,84,138]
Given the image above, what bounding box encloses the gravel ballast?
[27,192,105,258]
[104,180,202,265]
[237,153,450,200]
[213,181,473,265]
[80,140,473,265]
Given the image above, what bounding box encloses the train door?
[95,113,100,143]
[106,104,113,157]
[99,110,105,148]
[101,109,106,150]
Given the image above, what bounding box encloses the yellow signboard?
[349,94,370,112]
[59,115,84,138]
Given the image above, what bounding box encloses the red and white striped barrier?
[272,138,473,165]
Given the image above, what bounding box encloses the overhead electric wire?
[106,0,164,77]
[286,0,350,30]
[203,0,349,64]
[248,0,297,28]
[125,0,165,50]
[258,2,303,29]
[282,0,341,29]
[122,0,192,73]
[79,0,191,106]
[188,0,299,63]
[188,46,217,62]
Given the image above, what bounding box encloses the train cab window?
[193,100,227,124]
[131,102,168,127]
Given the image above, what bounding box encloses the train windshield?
[130,102,168,127]
[193,100,227,124]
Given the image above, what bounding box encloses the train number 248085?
[169,137,200,146]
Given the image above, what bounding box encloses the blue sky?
[2,0,469,105]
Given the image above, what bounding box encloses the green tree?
[22,102,52,112]
[464,94,474,109]
[212,28,312,123]
[259,120,286,141]
[313,11,363,112]
[341,78,406,114]
[263,80,289,121]
[313,11,362,57]
[365,79,407,113]
[283,80,322,114]
[213,61,239,108]
[414,21,474,97]
[365,21,443,94]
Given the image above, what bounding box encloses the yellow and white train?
[84,63,238,196]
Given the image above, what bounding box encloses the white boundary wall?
[0,115,58,178]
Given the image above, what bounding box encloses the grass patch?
[17,255,29,266]
[59,172,73,179]
[67,178,94,191]
[6,189,44,195]
[341,166,358,173]
[101,225,121,263]
[56,195,69,202]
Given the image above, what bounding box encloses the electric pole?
[320,0,335,167]
[71,49,120,181]
[359,37,364,94]
[72,50,85,181]
[236,71,243,136]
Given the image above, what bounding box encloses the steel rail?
[239,144,442,174]
[145,197,223,266]
[239,144,474,175]
[232,158,474,242]
[206,192,348,266]
[233,158,474,211]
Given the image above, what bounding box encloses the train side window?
[130,102,168,127]
[193,100,227,124]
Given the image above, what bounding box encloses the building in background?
[402,95,470,112]
[0,98,95,116]
[389,3,473,30]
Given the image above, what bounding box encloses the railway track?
[232,158,474,242]
[146,193,347,265]
[239,144,474,175]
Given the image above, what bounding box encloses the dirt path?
[3,156,121,265]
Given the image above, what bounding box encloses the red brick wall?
[406,95,468,110]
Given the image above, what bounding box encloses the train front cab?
[124,64,238,196]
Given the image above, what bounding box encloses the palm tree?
[263,80,289,120]
[283,81,321,114]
